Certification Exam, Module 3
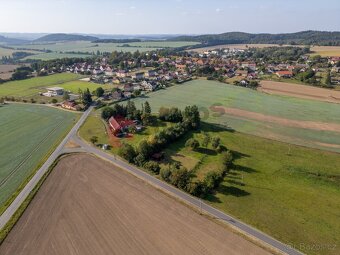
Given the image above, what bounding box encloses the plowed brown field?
[0,154,271,255]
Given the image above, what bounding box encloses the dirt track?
[211,106,340,133]
[259,81,340,104]
[0,154,270,255]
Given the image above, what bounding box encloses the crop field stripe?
[0,121,64,188]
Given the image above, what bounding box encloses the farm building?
[61,100,80,111]
[43,87,64,97]
[109,116,135,136]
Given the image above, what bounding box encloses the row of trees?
[101,101,153,125]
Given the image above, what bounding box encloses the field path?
[211,106,340,133]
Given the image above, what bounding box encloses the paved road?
[0,106,93,230]
[0,105,304,255]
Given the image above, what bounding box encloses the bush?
[185,138,200,151]
[170,167,190,190]
[221,150,233,170]
[101,106,115,119]
[134,154,146,167]
[216,144,227,153]
[118,143,136,163]
[144,161,160,174]
[160,167,171,182]
[51,98,58,104]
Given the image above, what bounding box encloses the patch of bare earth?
[211,106,340,133]
[0,154,271,255]
[259,81,340,104]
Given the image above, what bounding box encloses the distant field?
[12,41,200,60]
[23,52,93,60]
[0,64,19,79]
[0,47,40,58]
[187,43,291,53]
[0,73,83,98]
[0,154,269,255]
[0,103,78,213]
[128,80,340,152]
[310,46,340,57]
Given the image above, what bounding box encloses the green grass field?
[0,103,79,214]
[0,47,40,58]
[127,80,340,153]
[23,52,93,60]
[11,41,200,60]
[60,80,115,94]
[170,123,340,255]
[0,73,83,98]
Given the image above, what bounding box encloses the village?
[27,45,340,112]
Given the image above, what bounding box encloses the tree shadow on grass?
[232,164,257,173]
[226,179,245,186]
[196,147,217,156]
[218,184,250,197]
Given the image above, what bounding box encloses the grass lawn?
[0,73,83,99]
[14,41,200,55]
[23,52,93,60]
[0,103,79,214]
[60,80,115,94]
[127,80,340,153]
[198,123,340,255]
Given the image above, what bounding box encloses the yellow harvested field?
[0,154,271,255]
[310,46,340,57]
[188,44,292,53]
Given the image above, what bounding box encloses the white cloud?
[216,8,221,13]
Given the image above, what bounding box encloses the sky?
[1,0,340,35]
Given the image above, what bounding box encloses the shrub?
[185,138,200,151]
[170,167,190,190]
[221,150,233,169]
[144,161,160,174]
[160,167,171,182]
[216,144,227,153]
[118,143,136,163]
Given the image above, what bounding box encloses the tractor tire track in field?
[0,121,64,188]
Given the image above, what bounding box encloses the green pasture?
[13,41,199,58]
[170,123,340,255]
[128,80,340,152]
[0,103,78,214]
[0,73,83,98]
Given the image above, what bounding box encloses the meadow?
[12,41,200,60]
[171,123,340,255]
[128,80,340,153]
[0,73,83,99]
[0,103,78,214]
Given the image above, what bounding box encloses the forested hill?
[171,31,340,46]
[0,35,28,45]
[34,33,98,42]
